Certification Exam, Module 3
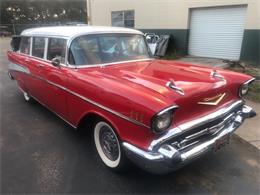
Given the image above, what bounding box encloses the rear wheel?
[94,121,128,171]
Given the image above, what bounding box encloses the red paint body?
[8,51,252,150]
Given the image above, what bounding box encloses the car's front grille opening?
[168,104,243,151]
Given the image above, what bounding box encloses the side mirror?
[51,57,60,67]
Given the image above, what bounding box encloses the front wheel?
[94,121,128,171]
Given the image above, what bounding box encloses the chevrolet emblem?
[198,93,226,106]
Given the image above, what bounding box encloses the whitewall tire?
[94,121,127,171]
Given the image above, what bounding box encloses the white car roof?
[21,26,143,38]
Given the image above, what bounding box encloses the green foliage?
[0,0,87,25]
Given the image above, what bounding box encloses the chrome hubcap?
[99,126,119,161]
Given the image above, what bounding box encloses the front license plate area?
[214,134,230,152]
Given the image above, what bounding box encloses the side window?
[32,37,45,58]
[47,38,67,64]
[19,37,31,54]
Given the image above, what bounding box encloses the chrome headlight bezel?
[151,105,178,134]
[239,84,249,96]
[239,78,255,97]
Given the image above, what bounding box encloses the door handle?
[37,64,45,67]
[25,58,30,63]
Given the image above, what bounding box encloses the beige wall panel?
[90,0,259,29]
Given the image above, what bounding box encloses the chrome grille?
[171,111,238,150]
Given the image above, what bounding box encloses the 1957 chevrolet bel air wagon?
[8,26,256,174]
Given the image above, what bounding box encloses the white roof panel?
[21,26,143,37]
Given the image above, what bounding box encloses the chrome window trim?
[29,37,33,55]
[66,58,154,69]
[31,36,46,59]
[16,34,152,69]
[15,49,68,68]
[43,37,48,60]
[46,37,68,64]
[16,35,69,67]
[65,33,152,68]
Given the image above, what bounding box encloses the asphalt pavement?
[1,38,260,194]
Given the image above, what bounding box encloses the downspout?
[87,0,92,25]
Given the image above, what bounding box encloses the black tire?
[93,120,129,172]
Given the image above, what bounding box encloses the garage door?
[188,6,247,60]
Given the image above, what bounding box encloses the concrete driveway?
[1,38,260,194]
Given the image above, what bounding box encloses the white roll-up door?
[188,6,247,60]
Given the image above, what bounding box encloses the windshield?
[69,34,151,66]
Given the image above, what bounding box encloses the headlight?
[151,106,177,133]
[239,84,249,96]
[239,78,255,97]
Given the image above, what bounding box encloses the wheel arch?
[76,110,121,138]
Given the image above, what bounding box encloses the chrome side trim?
[148,100,244,151]
[46,80,67,91]
[8,62,30,74]
[65,88,150,128]
[11,63,149,128]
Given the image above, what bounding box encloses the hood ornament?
[198,93,226,106]
[210,70,225,80]
[166,80,185,95]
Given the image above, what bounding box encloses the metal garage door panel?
[188,6,247,60]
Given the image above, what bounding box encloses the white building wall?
[89,0,260,29]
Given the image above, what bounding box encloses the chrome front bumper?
[123,100,256,174]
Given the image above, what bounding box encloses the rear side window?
[32,37,45,58]
[19,37,31,54]
[47,38,66,64]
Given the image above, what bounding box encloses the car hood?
[96,59,228,99]
[78,59,248,125]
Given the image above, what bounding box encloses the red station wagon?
[8,26,256,174]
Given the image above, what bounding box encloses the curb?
[233,134,260,152]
